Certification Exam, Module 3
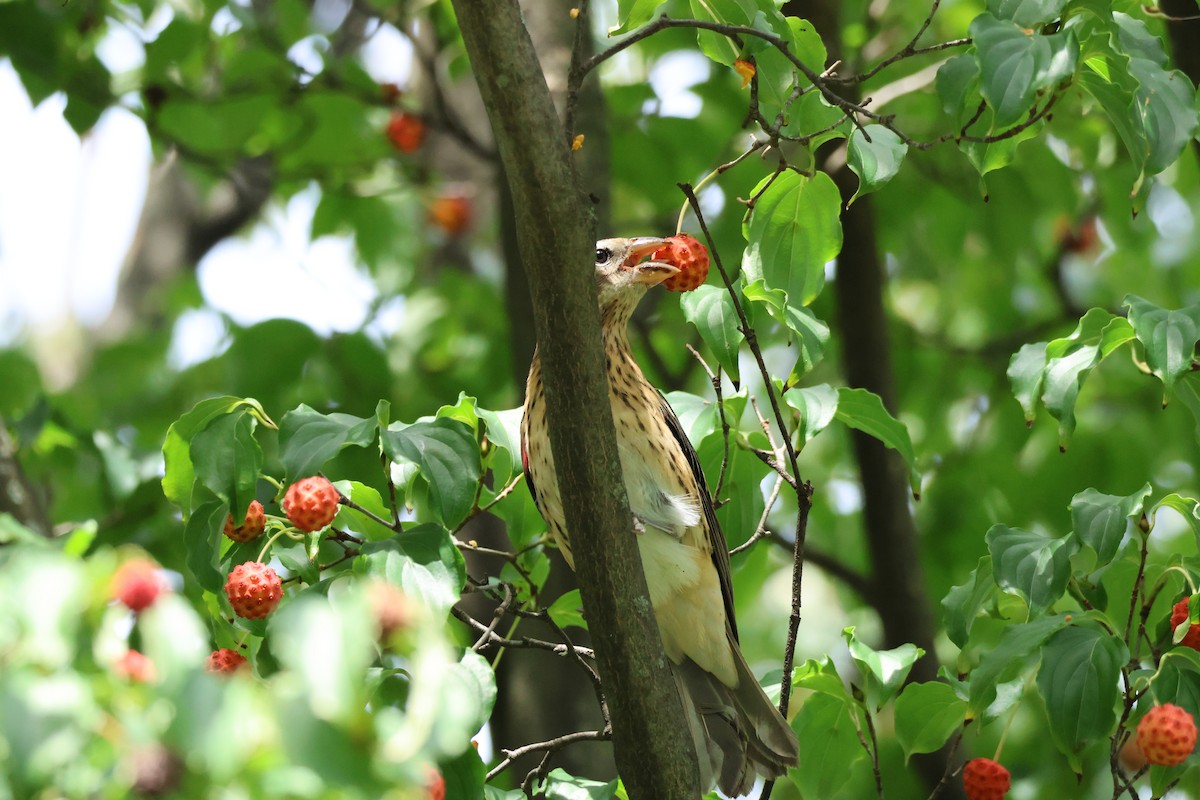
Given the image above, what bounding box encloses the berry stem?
[261,474,284,499]
[994,703,1020,763]
[256,529,291,564]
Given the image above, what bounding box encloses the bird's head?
[594,237,678,320]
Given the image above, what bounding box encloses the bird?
[520,236,800,796]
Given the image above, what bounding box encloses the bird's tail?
[674,650,799,797]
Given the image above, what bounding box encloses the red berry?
[652,233,710,293]
[224,562,283,620]
[1171,597,1200,650]
[962,757,1010,800]
[387,111,426,154]
[1138,703,1197,766]
[283,476,340,532]
[114,649,157,683]
[428,193,472,236]
[205,648,249,675]
[112,559,168,612]
[367,580,414,640]
[224,500,266,544]
[426,768,445,800]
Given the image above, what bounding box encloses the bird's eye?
[595,248,611,265]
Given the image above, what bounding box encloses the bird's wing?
[657,390,739,641]
[519,419,540,509]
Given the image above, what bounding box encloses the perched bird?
[520,237,800,796]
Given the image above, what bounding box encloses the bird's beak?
[623,237,679,286]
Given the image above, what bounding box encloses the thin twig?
[729,475,784,556]
[686,344,733,501]
[487,729,611,782]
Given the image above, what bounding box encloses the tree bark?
[451,2,701,798]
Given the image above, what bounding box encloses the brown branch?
[450,6,701,796]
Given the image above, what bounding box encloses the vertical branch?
[451,2,701,798]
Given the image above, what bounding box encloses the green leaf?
[988,0,1068,26]
[335,481,395,542]
[936,53,981,123]
[477,406,525,484]
[686,0,748,66]
[442,746,487,800]
[986,524,1075,615]
[354,524,467,616]
[791,657,850,699]
[1172,374,1200,443]
[609,0,667,35]
[742,170,843,308]
[278,405,379,483]
[894,681,968,760]
[970,14,1078,128]
[191,410,262,517]
[382,419,482,528]
[681,284,743,383]
[547,589,588,631]
[741,280,830,377]
[790,693,868,799]
[1041,308,1126,448]
[162,396,254,513]
[834,387,921,495]
[1008,341,1048,425]
[1037,625,1126,770]
[1149,650,1200,724]
[942,556,998,648]
[536,768,619,800]
[843,627,923,710]
[184,499,228,593]
[1153,494,1200,549]
[1070,484,1152,567]
[784,383,839,445]
[847,124,908,204]
[1114,13,1199,176]
[968,613,1072,714]
[1124,295,1200,401]
[449,651,498,738]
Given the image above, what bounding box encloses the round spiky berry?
[206,648,249,675]
[1170,597,1200,650]
[283,476,340,532]
[114,649,157,683]
[223,500,266,544]
[1137,703,1198,767]
[652,233,710,293]
[962,757,1010,800]
[112,558,168,612]
[224,562,283,620]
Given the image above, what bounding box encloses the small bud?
[571,134,585,151]
[734,59,755,88]
[569,7,580,18]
